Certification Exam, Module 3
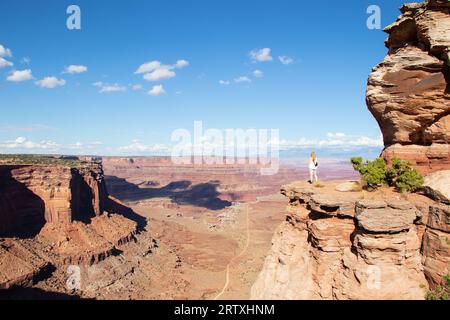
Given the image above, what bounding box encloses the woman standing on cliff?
[309,152,319,184]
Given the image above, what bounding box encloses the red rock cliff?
[0,160,138,289]
[366,0,450,174]
[0,162,108,238]
[251,181,449,300]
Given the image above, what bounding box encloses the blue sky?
[0,0,407,156]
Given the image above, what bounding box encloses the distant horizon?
[0,145,382,161]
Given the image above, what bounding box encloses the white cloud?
[67,141,103,150]
[135,59,190,74]
[278,55,294,65]
[0,57,13,68]
[35,76,66,89]
[21,57,31,65]
[100,84,127,93]
[148,84,166,96]
[6,69,33,82]
[175,59,189,69]
[234,76,251,83]
[93,82,127,93]
[276,133,383,149]
[135,61,162,74]
[252,69,263,78]
[63,64,88,74]
[143,68,176,81]
[0,44,12,57]
[219,80,230,85]
[249,48,272,62]
[0,137,105,154]
[135,59,189,82]
[132,84,143,90]
[118,140,171,153]
[0,137,59,150]
[327,132,346,139]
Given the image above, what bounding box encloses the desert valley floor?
[1,157,356,299]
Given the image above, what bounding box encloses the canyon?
[0,155,356,299]
[0,159,138,293]
[1,0,449,301]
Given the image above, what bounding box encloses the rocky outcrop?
[423,170,450,204]
[366,0,450,174]
[38,213,137,265]
[0,163,108,237]
[0,159,139,289]
[0,239,51,289]
[251,181,450,300]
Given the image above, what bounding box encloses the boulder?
[423,170,450,204]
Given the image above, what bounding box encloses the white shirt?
[309,158,318,170]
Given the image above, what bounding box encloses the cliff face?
[0,163,108,238]
[366,0,450,174]
[251,182,449,300]
[0,160,138,289]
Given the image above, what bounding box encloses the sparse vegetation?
[314,182,325,188]
[351,157,387,188]
[426,274,450,300]
[0,154,86,167]
[387,158,424,193]
[444,237,450,246]
[351,157,423,193]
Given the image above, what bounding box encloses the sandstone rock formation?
[423,169,450,203]
[0,163,108,237]
[0,159,138,290]
[251,181,450,300]
[0,239,51,289]
[366,0,450,174]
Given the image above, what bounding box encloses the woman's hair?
[311,151,317,161]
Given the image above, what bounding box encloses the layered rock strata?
[366,0,450,174]
[0,161,138,289]
[251,181,450,300]
[0,163,108,237]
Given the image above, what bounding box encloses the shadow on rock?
[0,287,84,300]
[106,176,232,211]
[107,196,148,231]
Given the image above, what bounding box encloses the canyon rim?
[0,0,449,303]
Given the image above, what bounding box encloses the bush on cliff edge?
[426,274,450,300]
[350,157,424,193]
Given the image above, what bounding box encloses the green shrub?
[351,157,388,188]
[426,274,450,300]
[350,157,424,192]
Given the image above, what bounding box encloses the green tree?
[350,157,423,192]
[351,157,388,188]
